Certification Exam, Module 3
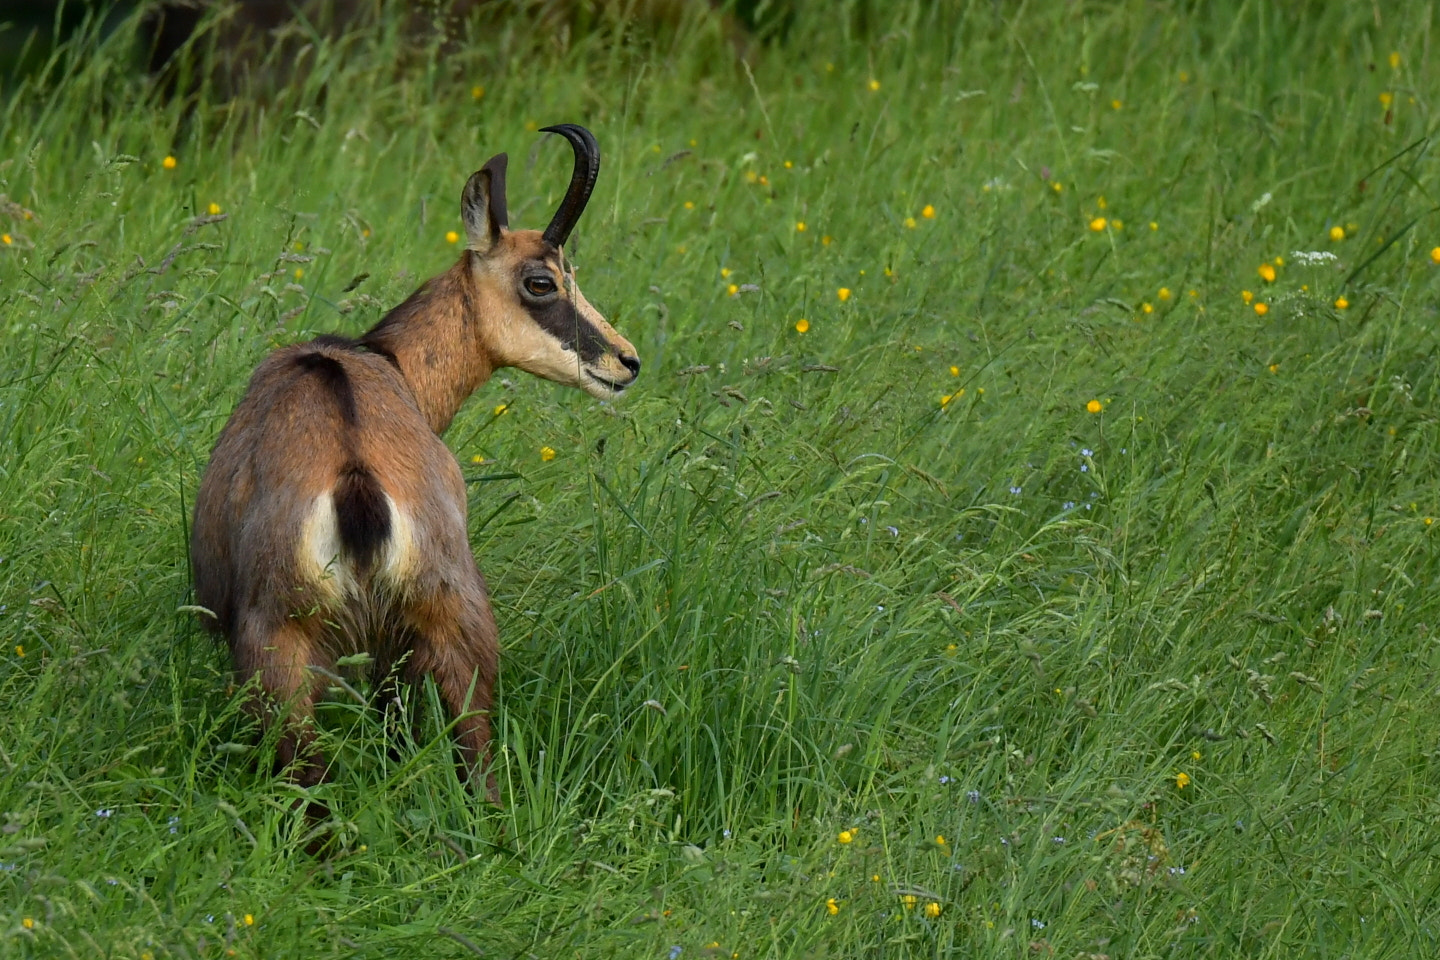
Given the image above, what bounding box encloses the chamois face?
[462,152,640,400]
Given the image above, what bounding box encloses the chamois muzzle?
[540,123,600,248]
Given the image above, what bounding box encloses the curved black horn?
[539,123,600,248]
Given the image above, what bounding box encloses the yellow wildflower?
[871,874,881,882]
[837,287,851,302]
[935,834,947,846]
[207,202,222,215]
[924,902,941,918]
[758,175,769,185]
[784,160,793,169]
[684,201,695,210]
[1052,181,1063,193]
[293,268,304,280]
[1429,246,1440,264]
[795,318,810,333]
[1329,225,1345,241]
[1158,287,1171,300]
[1086,399,1103,414]
[1389,52,1401,69]
[826,898,839,916]
[1175,772,1191,789]
[1426,517,1434,526]
[1335,296,1349,309]
[446,230,459,244]
[1,234,11,245]
[1241,290,1253,303]
[720,267,732,278]
[796,221,807,232]
[921,204,935,219]
[868,79,881,91]
[540,446,556,462]
[493,403,508,416]
[471,455,485,464]
[244,914,255,926]
[162,155,177,170]
[1141,302,1153,314]
[1191,750,1202,761]
[1379,92,1393,108]
[838,830,854,844]
[1268,364,1279,374]
[471,85,484,100]
[1089,217,1107,232]
[727,284,739,296]
[1149,220,1158,230]
[15,645,23,657]
[1111,99,1122,110]
[821,235,833,246]
[1274,255,1284,266]
[949,365,959,376]
[1254,302,1269,316]
[904,217,916,229]
[1258,263,1276,282]
[901,895,918,910]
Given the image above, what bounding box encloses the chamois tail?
[334,462,390,571]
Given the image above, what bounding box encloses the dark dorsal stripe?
[295,350,358,425]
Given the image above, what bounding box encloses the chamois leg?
[404,583,500,803]
[233,614,331,791]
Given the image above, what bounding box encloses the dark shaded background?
[0,0,800,94]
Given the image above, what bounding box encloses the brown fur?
[191,149,637,801]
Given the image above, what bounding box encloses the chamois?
[191,124,636,801]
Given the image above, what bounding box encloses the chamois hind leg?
[403,579,500,803]
[232,613,331,791]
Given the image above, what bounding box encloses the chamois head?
[461,124,639,399]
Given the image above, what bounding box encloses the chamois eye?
[524,276,556,297]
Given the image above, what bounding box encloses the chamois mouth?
[584,369,629,393]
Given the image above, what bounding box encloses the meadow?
[2,1,1440,956]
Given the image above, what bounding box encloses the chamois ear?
[461,153,508,253]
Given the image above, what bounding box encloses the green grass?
[3,1,1440,956]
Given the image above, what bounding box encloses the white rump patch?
[298,491,416,598]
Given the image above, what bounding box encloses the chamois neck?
[360,254,492,434]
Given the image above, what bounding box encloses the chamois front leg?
[233,613,331,791]
[404,579,500,803]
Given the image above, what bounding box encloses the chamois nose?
[619,354,641,378]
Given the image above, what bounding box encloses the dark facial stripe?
[524,298,609,362]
